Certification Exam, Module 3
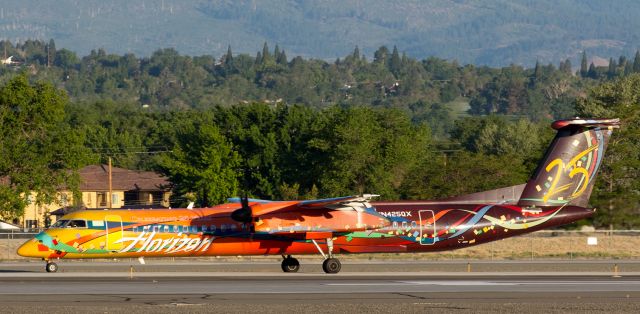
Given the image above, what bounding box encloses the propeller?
[231,194,253,223]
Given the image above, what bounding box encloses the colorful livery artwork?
[18,118,619,274]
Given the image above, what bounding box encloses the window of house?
[25,219,38,229]
[97,192,107,207]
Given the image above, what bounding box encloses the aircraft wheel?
[281,257,300,273]
[322,258,341,274]
[45,262,58,273]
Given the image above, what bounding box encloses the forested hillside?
[3,0,640,66]
[1,40,639,228]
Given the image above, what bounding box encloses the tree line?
[0,40,639,228]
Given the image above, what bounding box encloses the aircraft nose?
[17,238,40,257]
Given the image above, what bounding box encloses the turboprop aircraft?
[17,118,619,273]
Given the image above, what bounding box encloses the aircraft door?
[418,210,437,245]
[104,215,124,251]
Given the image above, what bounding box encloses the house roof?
[79,165,171,192]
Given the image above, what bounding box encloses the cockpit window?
[50,220,69,228]
[66,220,87,228]
[50,219,87,228]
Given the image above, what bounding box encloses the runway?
[1,261,640,313]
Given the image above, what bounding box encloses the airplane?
[17,118,619,274]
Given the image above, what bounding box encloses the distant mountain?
[2,0,640,66]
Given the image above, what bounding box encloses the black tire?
[322,258,341,274]
[281,257,300,273]
[45,262,58,273]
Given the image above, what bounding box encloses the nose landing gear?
[45,261,58,273]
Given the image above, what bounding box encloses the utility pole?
[108,157,112,209]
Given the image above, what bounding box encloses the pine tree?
[276,49,287,65]
[633,50,640,73]
[389,46,401,76]
[608,57,617,78]
[47,39,56,68]
[533,60,542,79]
[261,42,272,65]
[587,62,598,79]
[224,45,234,65]
[618,55,627,68]
[373,46,389,64]
[559,59,572,75]
[580,51,588,77]
[352,46,360,60]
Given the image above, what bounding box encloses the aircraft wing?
[251,194,388,235]
[251,194,379,216]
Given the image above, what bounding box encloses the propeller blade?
[231,194,253,223]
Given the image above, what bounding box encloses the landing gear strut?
[281,255,300,273]
[312,238,341,274]
[45,261,58,273]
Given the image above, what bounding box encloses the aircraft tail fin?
[517,118,619,208]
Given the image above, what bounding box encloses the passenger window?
[411,221,417,229]
[402,221,408,229]
[202,225,208,232]
[221,224,227,233]
[392,221,398,229]
[210,225,216,232]
[133,226,138,233]
[164,225,169,233]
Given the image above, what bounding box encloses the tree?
[261,42,273,65]
[0,75,89,219]
[633,50,640,73]
[389,46,401,76]
[47,39,56,67]
[608,57,617,78]
[587,62,598,79]
[276,49,287,65]
[559,58,572,75]
[580,51,588,77]
[575,74,640,228]
[373,46,389,64]
[319,107,430,199]
[155,123,241,207]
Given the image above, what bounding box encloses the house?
[18,165,172,229]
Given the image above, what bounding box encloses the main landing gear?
[281,255,300,272]
[280,238,342,274]
[313,237,341,274]
[45,261,58,273]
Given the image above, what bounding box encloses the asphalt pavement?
[1,260,640,313]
